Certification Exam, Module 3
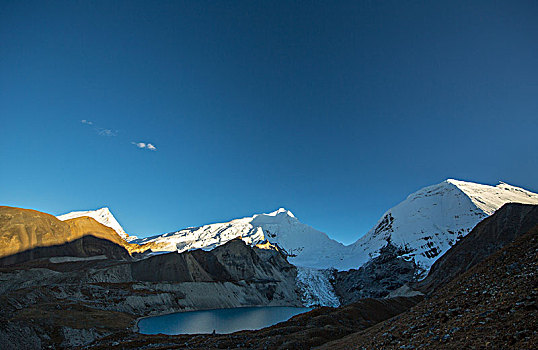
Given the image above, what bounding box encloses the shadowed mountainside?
[334,243,419,304]
[131,239,294,283]
[0,235,131,266]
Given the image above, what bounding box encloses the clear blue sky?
[1,1,537,244]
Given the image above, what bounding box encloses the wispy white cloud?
[98,129,117,137]
[132,142,157,151]
[81,119,117,137]
[81,119,157,151]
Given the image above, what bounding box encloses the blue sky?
[1,1,537,244]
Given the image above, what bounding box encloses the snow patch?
[49,255,107,263]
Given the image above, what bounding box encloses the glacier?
[296,267,340,307]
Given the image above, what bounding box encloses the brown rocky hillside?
[0,206,160,263]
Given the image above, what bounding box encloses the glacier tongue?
[296,267,340,307]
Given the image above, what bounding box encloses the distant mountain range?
[57,179,538,275]
[2,179,538,348]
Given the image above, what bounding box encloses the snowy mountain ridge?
[133,207,347,269]
[56,179,538,275]
[348,179,538,275]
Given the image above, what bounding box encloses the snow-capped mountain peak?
[55,179,538,276]
[446,179,538,215]
[251,208,298,226]
[57,207,131,240]
[347,179,538,275]
[133,207,345,269]
[265,208,296,218]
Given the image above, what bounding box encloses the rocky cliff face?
[130,239,293,284]
[334,243,419,304]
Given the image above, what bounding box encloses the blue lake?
[138,306,313,335]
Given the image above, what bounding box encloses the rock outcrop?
[333,243,419,304]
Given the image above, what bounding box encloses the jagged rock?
[333,243,419,304]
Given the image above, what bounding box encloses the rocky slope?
[318,222,538,349]
[334,243,419,304]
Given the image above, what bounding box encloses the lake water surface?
[138,306,313,335]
